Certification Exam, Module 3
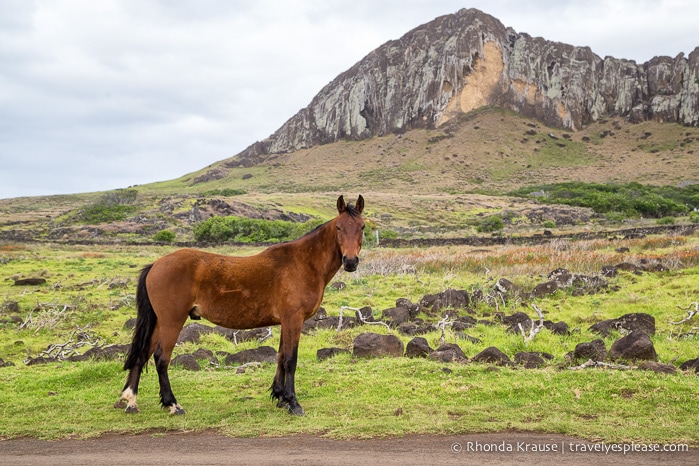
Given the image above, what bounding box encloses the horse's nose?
[342,255,359,272]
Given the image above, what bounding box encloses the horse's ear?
[355,195,364,214]
[337,195,347,213]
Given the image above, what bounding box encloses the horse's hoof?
[288,405,305,416]
[113,400,127,409]
[169,404,186,415]
[276,399,290,409]
[124,405,140,414]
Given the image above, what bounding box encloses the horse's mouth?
[342,256,359,272]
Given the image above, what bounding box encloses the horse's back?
[145,248,286,329]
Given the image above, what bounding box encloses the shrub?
[477,216,504,233]
[152,230,176,243]
[202,188,247,196]
[508,182,694,218]
[193,216,323,243]
[77,189,139,224]
[542,220,556,229]
[656,216,676,225]
[689,211,699,224]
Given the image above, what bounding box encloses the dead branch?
[339,306,391,333]
[258,327,273,343]
[31,326,102,362]
[435,315,454,346]
[670,302,698,325]
[518,304,544,343]
[568,358,637,371]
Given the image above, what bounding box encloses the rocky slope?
[226,8,698,168]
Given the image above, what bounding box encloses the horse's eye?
[336,225,341,230]
[361,225,365,230]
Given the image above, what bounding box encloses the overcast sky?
[1,0,697,199]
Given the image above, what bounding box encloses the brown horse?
[116,195,365,416]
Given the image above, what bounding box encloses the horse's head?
[335,195,365,272]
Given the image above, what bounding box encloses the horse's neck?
[294,218,342,284]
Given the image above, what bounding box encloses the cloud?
[0,0,696,198]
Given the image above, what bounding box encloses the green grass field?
[1,236,698,442]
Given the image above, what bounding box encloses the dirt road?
[0,431,695,465]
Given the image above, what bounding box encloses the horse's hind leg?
[153,325,186,415]
[116,328,159,414]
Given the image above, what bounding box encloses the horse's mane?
[345,203,361,218]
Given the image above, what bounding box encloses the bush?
[508,182,694,218]
[477,216,504,233]
[656,216,676,225]
[542,220,556,229]
[78,189,139,224]
[152,230,176,243]
[689,211,699,224]
[193,216,323,243]
[202,188,247,196]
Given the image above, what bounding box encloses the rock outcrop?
[226,8,698,167]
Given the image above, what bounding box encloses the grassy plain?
[1,236,698,443]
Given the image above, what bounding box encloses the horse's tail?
[124,264,157,371]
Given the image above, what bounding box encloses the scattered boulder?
[381,307,410,326]
[609,331,658,361]
[405,337,433,358]
[502,312,532,334]
[428,343,467,363]
[638,361,676,375]
[514,352,552,369]
[544,320,569,335]
[395,298,421,319]
[80,344,130,361]
[317,347,349,361]
[3,301,20,313]
[352,333,404,358]
[0,357,15,367]
[493,278,521,297]
[172,354,200,371]
[192,348,215,361]
[25,356,55,366]
[589,313,655,337]
[616,313,656,335]
[452,315,477,331]
[679,358,699,373]
[303,316,355,333]
[224,346,277,365]
[530,281,558,298]
[574,339,607,361]
[397,322,431,336]
[177,323,215,344]
[472,346,511,366]
[548,268,573,287]
[14,278,47,286]
[123,318,137,330]
[420,288,470,313]
[355,306,375,323]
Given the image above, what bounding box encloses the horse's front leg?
[272,316,305,415]
[271,332,286,407]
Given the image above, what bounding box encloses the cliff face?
[227,8,698,168]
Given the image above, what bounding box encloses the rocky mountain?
[226,8,698,168]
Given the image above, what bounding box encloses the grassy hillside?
[1,108,698,244]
